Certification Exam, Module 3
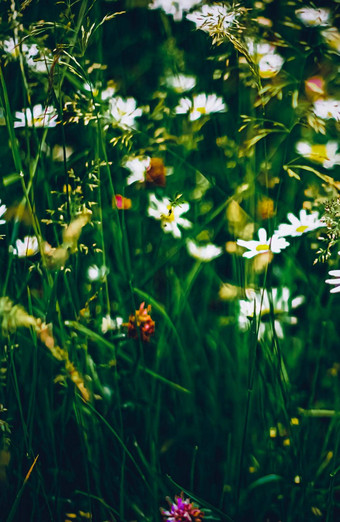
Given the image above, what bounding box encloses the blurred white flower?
[313,99,340,122]
[186,239,222,261]
[0,200,7,225]
[165,74,196,93]
[101,315,123,334]
[295,7,330,27]
[108,97,142,128]
[296,141,340,169]
[186,3,237,33]
[123,156,151,185]
[13,236,39,257]
[175,93,227,121]
[325,270,340,294]
[149,0,201,21]
[238,287,304,339]
[14,104,58,128]
[148,193,192,238]
[87,265,109,282]
[237,228,289,258]
[275,209,325,237]
[321,27,340,53]
[258,53,284,78]
[101,83,116,100]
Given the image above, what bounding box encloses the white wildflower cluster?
[246,40,284,79]
[238,287,304,340]
[237,210,324,259]
[313,99,340,122]
[107,97,142,128]
[186,3,240,42]
[149,0,201,21]
[14,105,58,128]
[1,37,51,74]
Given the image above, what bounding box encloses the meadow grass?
[0,1,339,521]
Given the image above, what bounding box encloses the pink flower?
[161,494,204,521]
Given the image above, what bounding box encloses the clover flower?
[295,7,330,27]
[175,93,227,121]
[186,239,222,261]
[275,209,325,238]
[149,0,201,21]
[161,494,204,522]
[296,141,340,169]
[238,287,304,339]
[313,99,340,122]
[237,228,289,258]
[14,104,58,128]
[12,236,39,257]
[325,270,340,294]
[124,302,155,342]
[108,96,142,128]
[148,194,192,238]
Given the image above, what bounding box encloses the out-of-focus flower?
[325,270,340,293]
[146,158,167,187]
[321,27,340,53]
[161,493,204,522]
[238,287,304,339]
[165,74,196,93]
[295,7,331,27]
[148,194,192,238]
[305,76,326,100]
[175,93,227,121]
[124,156,151,185]
[113,194,132,210]
[186,239,223,261]
[246,39,284,79]
[186,3,238,35]
[14,105,58,128]
[87,265,109,282]
[13,236,39,257]
[101,81,117,100]
[149,0,201,21]
[257,197,275,220]
[2,38,51,73]
[108,96,142,127]
[275,209,325,237]
[313,99,340,122]
[296,141,340,169]
[0,200,7,225]
[124,302,155,342]
[101,315,123,334]
[237,228,289,258]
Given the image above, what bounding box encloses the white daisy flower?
[295,7,331,27]
[101,83,116,101]
[186,3,237,33]
[313,99,340,122]
[13,236,39,257]
[239,287,304,339]
[87,265,109,282]
[325,270,340,293]
[148,193,192,238]
[275,209,325,238]
[165,74,196,93]
[296,141,340,169]
[176,93,227,121]
[186,239,223,261]
[149,0,201,21]
[123,156,151,185]
[14,104,58,128]
[101,315,123,334]
[108,97,142,128]
[237,228,289,258]
[0,200,7,225]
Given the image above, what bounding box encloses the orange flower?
[146,158,166,187]
[125,302,155,342]
[113,194,132,210]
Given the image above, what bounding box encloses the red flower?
[125,302,155,342]
[160,494,204,522]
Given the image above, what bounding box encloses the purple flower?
[161,494,204,521]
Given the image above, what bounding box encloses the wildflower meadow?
[0,0,339,520]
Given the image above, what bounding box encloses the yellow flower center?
[161,205,175,223]
[309,144,328,163]
[196,107,206,114]
[256,243,269,252]
[296,225,308,233]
